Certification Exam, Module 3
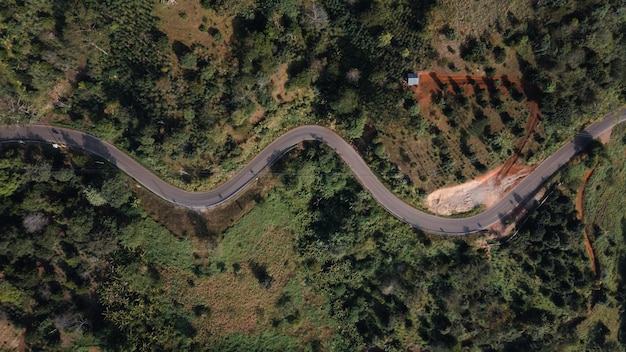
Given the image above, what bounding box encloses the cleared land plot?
[156,192,337,346]
[379,72,543,198]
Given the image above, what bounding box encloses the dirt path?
[583,228,597,276]
[576,169,595,220]
[576,168,598,276]
[498,100,540,179]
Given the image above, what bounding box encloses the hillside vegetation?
[0,0,625,350]
[2,0,623,194]
[2,130,626,350]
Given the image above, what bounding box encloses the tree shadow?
[79,132,117,166]
[572,131,594,153]
[429,71,444,88]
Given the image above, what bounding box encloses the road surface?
[1,107,624,235]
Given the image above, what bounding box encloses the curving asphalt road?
[1,107,625,235]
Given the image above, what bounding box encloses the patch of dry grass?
[195,222,297,336]
[578,303,621,342]
[425,0,535,80]
[270,64,309,106]
[155,0,233,73]
[428,0,533,38]
[158,192,336,345]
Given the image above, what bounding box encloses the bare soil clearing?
[425,164,535,216]
[0,319,24,352]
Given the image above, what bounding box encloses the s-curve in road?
[1,107,625,235]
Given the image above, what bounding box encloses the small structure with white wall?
[407,73,419,86]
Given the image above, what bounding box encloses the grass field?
[156,190,339,347]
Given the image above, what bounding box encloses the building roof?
[407,73,419,86]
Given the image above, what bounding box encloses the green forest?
[1,0,626,350]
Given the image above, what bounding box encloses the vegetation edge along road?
[1,107,624,235]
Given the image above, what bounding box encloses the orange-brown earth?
[577,168,598,276]
[0,319,25,352]
[155,0,233,74]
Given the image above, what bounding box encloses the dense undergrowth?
[2,133,626,350]
[1,0,626,350]
[1,0,624,191]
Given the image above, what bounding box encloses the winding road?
[1,107,625,235]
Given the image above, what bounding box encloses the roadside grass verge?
[580,123,626,340]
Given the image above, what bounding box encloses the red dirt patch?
[414,71,539,107]
[576,169,594,220]
[583,227,598,276]
[576,168,598,276]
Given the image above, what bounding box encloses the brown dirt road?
[576,169,595,220]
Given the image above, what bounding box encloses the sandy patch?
[425,164,535,215]
[0,319,24,352]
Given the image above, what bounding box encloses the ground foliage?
[4,140,626,350]
[0,144,197,350]
[270,143,626,351]
[1,0,623,192]
[1,0,626,350]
